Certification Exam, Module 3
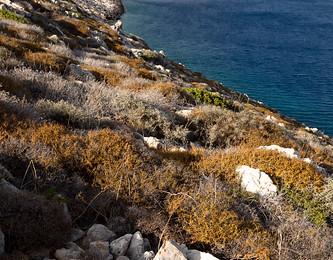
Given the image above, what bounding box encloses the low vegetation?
[0,1,333,259]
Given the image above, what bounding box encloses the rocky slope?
[0,0,333,259]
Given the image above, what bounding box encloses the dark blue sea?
[122,0,333,136]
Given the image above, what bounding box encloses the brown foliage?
[23,51,70,72]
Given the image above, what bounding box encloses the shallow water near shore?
[123,0,333,136]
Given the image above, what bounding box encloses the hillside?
[0,0,333,259]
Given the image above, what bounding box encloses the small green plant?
[184,87,235,110]
[283,186,329,226]
[0,8,28,23]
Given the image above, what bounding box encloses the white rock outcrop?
[236,165,277,197]
[143,137,164,150]
[153,240,187,260]
[258,145,299,159]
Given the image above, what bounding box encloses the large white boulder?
[143,137,163,150]
[153,240,187,260]
[236,166,277,197]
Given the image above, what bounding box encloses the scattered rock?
[127,231,144,260]
[87,224,116,243]
[110,234,133,257]
[89,241,112,259]
[175,108,194,119]
[55,242,85,260]
[70,228,85,242]
[0,229,4,256]
[236,165,277,197]
[112,20,123,31]
[153,240,187,260]
[48,34,60,43]
[140,251,155,260]
[143,137,164,150]
[258,145,299,159]
[186,249,219,260]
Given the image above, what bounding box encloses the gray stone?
[139,251,155,260]
[110,234,132,257]
[89,241,112,259]
[127,231,144,260]
[0,228,4,256]
[55,242,85,260]
[87,224,116,243]
[153,240,187,260]
[70,228,85,242]
[186,250,219,260]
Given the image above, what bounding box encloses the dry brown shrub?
[81,64,124,86]
[167,191,272,258]
[53,15,90,37]
[197,148,324,191]
[0,34,42,55]
[23,51,70,72]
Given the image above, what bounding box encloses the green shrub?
[184,87,235,110]
[0,9,27,23]
[283,187,329,226]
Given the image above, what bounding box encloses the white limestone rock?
[139,251,155,260]
[153,240,187,260]
[127,231,145,260]
[143,137,164,150]
[236,165,277,197]
[258,145,299,159]
[176,108,194,119]
[110,234,133,257]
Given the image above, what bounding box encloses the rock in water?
[127,231,144,260]
[87,224,116,243]
[0,229,4,256]
[153,240,187,260]
[236,165,277,197]
[110,234,133,257]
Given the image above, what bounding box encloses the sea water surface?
[122,0,333,136]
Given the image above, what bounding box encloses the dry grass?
[53,15,90,37]
[197,148,324,191]
[23,51,70,72]
[81,64,124,86]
